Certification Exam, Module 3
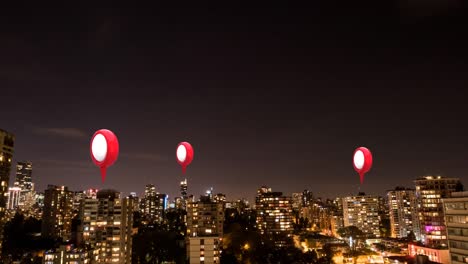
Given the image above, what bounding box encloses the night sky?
[1,3,467,202]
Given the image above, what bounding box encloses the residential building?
[78,189,133,264]
[342,193,380,237]
[387,187,420,239]
[408,244,450,264]
[443,191,468,264]
[42,185,74,241]
[44,244,96,264]
[255,186,293,246]
[415,175,462,247]
[186,193,224,264]
[140,184,167,223]
[0,129,14,212]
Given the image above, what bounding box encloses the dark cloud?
[33,128,87,139]
[120,152,169,162]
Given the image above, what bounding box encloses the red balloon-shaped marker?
[176,142,194,173]
[90,129,119,182]
[353,147,373,184]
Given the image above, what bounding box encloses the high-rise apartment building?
[42,185,74,241]
[443,191,468,263]
[78,189,133,264]
[187,195,224,238]
[186,194,224,264]
[342,194,380,237]
[255,186,293,245]
[415,176,462,247]
[140,184,167,223]
[387,187,420,239]
[0,129,14,214]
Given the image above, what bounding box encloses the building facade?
[42,185,74,241]
[140,184,167,224]
[415,175,462,247]
[181,178,188,209]
[78,189,133,264]
[443,191,468,264]
[342,194,380,237]
[255,186,293,246]
[44,245,96,264]
[387,187,420,239]
[408,244,450,264]
[186,194,224,264]
[0,129,14,212]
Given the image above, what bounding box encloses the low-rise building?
[408,244,450,264]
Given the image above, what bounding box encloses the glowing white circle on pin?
[353,150,365,170]
[91,134,107,162]
[177,145,187,162]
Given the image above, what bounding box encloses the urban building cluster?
[0,128,467,264]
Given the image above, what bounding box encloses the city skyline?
[3,128,467,203]
[2,5,468,202]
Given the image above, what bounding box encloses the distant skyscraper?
[302,189,313,207]
[443,191,468,263]
[291,192,303,210]
[72,191,86,215]
[15,161,33,204]
[140,184,167,223]
[129,192,140,212]
[415,176,462,247]
[0,129,14,215]
[301,198,333,234]
[186,194,224,264]
[7,187,21,210]
[255,186,293,246]
[342,194,380,237]
[35,192,45,208]
[180,179,188,209]
[42,185,74,241]
[78,189,133,263]
[331,197,344,236]
[181,178,188,199]
[387,187,420,239]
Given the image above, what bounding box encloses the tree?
[2,212,54,262]
[379,218,391,238]
[338,226,365,252]
[132,226,185,264]
[455,181,465,192]
[406,231,416,242]
[321,243,336,264]
[303,249,319,263]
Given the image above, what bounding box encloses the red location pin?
[353,147,373,184]
[176,142,194,174]
[90,129,119,182]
